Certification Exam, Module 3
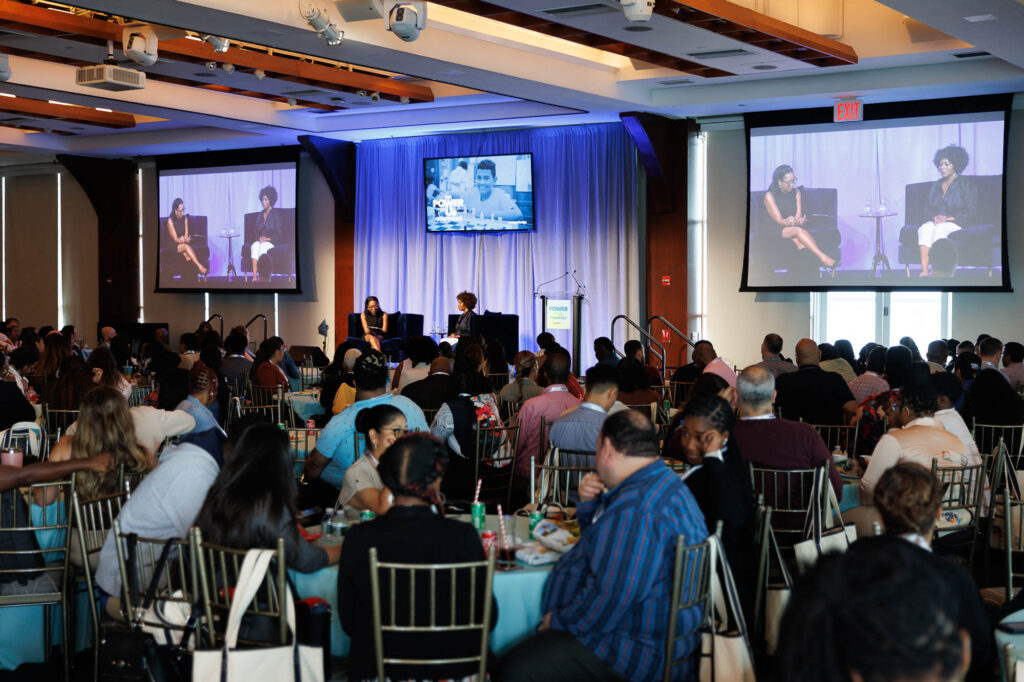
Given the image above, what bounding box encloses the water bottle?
[321,509,334,536]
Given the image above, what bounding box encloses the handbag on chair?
[699,534,756,682]
[794,467,856,573]
[764,524,791,657]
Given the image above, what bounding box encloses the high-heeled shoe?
[823,256,841,278]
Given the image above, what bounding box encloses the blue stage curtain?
[354,123,641,369]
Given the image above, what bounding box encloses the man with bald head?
[775,338,857,425]
[98,326,116,349]
[692,341,737,388]
[733,365,842,497]
[755,333,797,378]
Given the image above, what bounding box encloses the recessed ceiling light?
[751,64,777,70]
[963,14,997,22]
[623,24,653,32]
[95,107,112,112]
[0,93,15,98]
[48,100,72,106]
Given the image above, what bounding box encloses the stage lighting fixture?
[253,69,266,80]
[387,2,426,42]
[620,0,654,22]
[0,55,10,82]
[304,6,344,45]
[400,95,409,104]
[356,89,367,98]
[369,91,380,103]
[204,61,217,72]
[221,63,235,74]
[122,24,159,67]
[201,34,230,52]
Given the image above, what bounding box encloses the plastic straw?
[496,504,510,549]
[473,478,482,505]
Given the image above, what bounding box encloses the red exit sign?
[834,100,863,122]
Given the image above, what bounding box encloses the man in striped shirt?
[499,410,708,681]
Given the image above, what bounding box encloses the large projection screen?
[742,97,1010,292]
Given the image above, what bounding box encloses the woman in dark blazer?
[250,185,285,283]
[339,433,497,681]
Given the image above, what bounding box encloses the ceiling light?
[201,34,230,52]
[399,95,409,104]
[287,97,297,106]
[253,69,266,80]
[304,7,344,45]
[963,14,997,22]
[48,100,72,106]
[356,89,367,98]
[0,93,15,98]
[95,107,112,112]
[204,61,217,72]
[369,91,380,102]
[221,63,235,74]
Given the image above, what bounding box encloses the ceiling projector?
[620,0,654,22]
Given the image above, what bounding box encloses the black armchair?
[897,175,1002,275]
[446,311,519,363]
[158,215,209,280]
[345,312,425,361]
[241,208,297,281]
[748,188,841,282]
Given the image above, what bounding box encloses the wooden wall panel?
[6,174,58,328]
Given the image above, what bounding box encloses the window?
[814,291,950,350]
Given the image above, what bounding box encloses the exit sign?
[834,100,863,122]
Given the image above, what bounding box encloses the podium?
[538,292,585,377]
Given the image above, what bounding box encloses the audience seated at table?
[670,339,712,384]
[931,371,981,459]
[220,332,253,387]
[49,386,156,502]
[44,355,93,410]
[849,345,891,404]
[754,332,797,378]
[177,332,201,371]
[173,361,224,437]
[592,336,620,368]
[0,363,35,432]
[392,336,438,393]
[536,344,584,399]
[857,462,994,682]
[1003,341,1024,392]
[37,330,69,379]
[694,341,738,388]
[430,344,502,499]
[663,373,730,459]
[337,404,402,518]
[331,348,363,415]
[676,394,756,619]
[926,339,950,374]
[775,338,857,425]
[500,410,708,682]
[532,331,556,366]
[857,345,914,454]
[250,336,290,389]
[548,363,619,454]
[303,350,428,509]
[318,343,356,413]
[775,537,973,682]
[900,335,925,364]
[196,421,339,571]
[615,356,661,407]
[623,339,663,388]
[977,336,1009,380]
[962,362,1024,429]
[497,350,541,409]
[818,342,857,384]
[732,365,843,498]
[339,433,497,682]
[401,356,452,413]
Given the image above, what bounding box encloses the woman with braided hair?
[776,538,973,682]
[174,360,223,435]
[339,433,498,682]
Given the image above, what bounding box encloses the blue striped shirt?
[542,459,707,681]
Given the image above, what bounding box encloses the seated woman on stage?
[339,433,497,682]
[250,336,290,389]
[917,145,977,277]
[360,296,388,352]
[336,404,404,518]
[250,185,284,283]
[763,164,837,272]
[453,291,477,338]
[196,422,339,570]
[165,198,207,277]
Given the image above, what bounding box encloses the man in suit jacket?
[549,364,619,455]
[401,357,452,413]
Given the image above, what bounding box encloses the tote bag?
[794,467,856,573]
[699,534,756,682]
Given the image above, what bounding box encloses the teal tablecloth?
[997,609,1024,682]
[290,561,551,658]
[840,482,860,512]
[289,392,326,422]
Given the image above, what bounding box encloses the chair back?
[1,423,47,460]
[663,535,713,682]
[931,458,986,570]
[117,461,149,494]
[191,527,288,647]
[298,365,321,391]
[750,465,828,551]
[113,519,196,638]
[806,423,858,456]
[531,447,596,507]
[625,403,656,421]
[474,423,520,508]
[974,423,1024,464]
[669,381,694,406]
[369,546,495,682]
[44,406,79,443]
[485,373,509,393]
[234,391,283,425]
[287,427,320,482]
[127,385,149,408]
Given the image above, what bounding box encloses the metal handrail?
[245,314,268,342]
[206,313,223,340]
[610,314,665,369]
[646,315,697,349]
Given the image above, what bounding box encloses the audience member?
[86,346,131,398]
[754,333,797,377]
[623,339,662,387]
[1003,341,1024,392]
[899,335,924,363]
[849,345,890,404]
[332,348,364,414]
[197,422,339,572]
[0,366,34,431]
[44,355,93,410]
[931,372,980,460]
[676,395,756,617]
[251,336,290,389]
[775,540,971,682]
[670,339,712,384]
[318,343,357,415]
[97,326,115,349]
[694,341,737,387]
[977,335,1008,381]
[615,356,660,406]
[861,463,993,681]
[174,361,223,435]
[534,331,556,365]
[549,364,619,453]
[38,331,69,378]
[498,350,541,408]
[732,365,842,498]
[305,351,428,507]
[394,336,438,392]
[592,337,619,368]
[500,411,707,681]
[663,373,730,454]
[177,332,200,370]
[483,339,507,377]
[927,339,950,373]
[834,339,859,375]
[775,338,856,425]
[818,342,856,383]
[962,365,1024,428]
[337,404,404,518]
[220,332,253,386]
[401,357,452,413]
[513,350,581,488]
[340,434,496,682]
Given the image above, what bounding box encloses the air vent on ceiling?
[540,3,618,18]
[953,51,991,59]
[657,78,693,87]
[687,48,753,59]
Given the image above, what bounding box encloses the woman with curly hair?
[453,290,477,338]
[250,185,284,283]
[917,144,977,277]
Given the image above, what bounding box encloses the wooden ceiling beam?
[0,95,134,127]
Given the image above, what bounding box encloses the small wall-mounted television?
[424,153,534,233]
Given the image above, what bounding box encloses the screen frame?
[153,146,303,295]
[740,94,1013,293]
[423,151,536,235]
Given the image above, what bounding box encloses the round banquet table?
[288,390,326,423]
